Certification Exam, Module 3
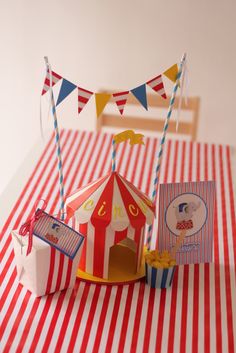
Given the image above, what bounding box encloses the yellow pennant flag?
[114,130,145,145]
[95,93,111,118]
[163,64,179,83]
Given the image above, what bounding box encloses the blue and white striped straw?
[44,56,65,221]
[146,53,187,250]
[112,137,116,172]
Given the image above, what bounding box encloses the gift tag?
[33,210,84,259]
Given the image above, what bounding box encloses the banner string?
[175,58,189,131]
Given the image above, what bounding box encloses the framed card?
[157,181,215,265]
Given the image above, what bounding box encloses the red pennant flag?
[78,87,93,114]
[42,70,62,95]
[113,91,129,115]
[146,75,167,99]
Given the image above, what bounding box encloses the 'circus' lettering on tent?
[128,204,139,216]
[81,199,149,218]
[113,205,125,219]
[98,202,107,216]
[83,199,94,210]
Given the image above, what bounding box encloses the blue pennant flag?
[56,79,77,106]
[131,84,148,110]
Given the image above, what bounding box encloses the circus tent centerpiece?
[65,171,155,283]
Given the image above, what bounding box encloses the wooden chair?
[96,92,200,141]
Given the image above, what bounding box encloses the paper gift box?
[11,213,84,297]
[65,171,155,280]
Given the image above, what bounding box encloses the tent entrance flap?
[108,238,137,279]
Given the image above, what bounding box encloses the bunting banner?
[78,87,93,114]
[113,91,129,115]
[41,62,179,118]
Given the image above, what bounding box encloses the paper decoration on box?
[11,211,84,296]
[157,181,216,265]
[65,172,155,280]
[33,210,84,259]
[41,62,180,118]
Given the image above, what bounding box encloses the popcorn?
[145,250,176,269]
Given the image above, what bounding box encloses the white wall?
[1,0,236,194]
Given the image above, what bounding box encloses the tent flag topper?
[65,172,155,280]
[157,181,216,265]
[112,130,145,172]
[113,130,144,145]
[33,210,84,259]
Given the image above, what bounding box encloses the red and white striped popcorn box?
[11,212,84,297]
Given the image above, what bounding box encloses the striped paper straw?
[112,138,116,172]
[146,53,187,250]
[44,56,65,221]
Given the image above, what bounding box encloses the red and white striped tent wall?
[65,171,155,279]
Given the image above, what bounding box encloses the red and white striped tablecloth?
[1,130,235,353]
